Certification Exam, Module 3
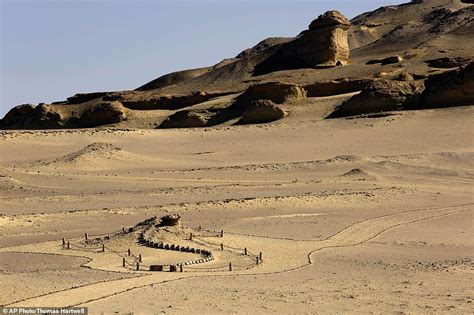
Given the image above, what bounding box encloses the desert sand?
[1,104,473,313]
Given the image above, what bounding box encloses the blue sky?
[1,0,405,117]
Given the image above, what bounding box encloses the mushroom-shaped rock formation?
[253,10,351,75]
[296,10,351,67]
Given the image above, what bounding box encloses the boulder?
[328,79,425,117]
[423,62,474,108]
[240,100,287,125]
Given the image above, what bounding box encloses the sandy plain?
[0,105,473,314]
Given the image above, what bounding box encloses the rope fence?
[59,224,264,273]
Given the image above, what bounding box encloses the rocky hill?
[1,0,473,129]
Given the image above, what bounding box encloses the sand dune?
[13,142,198,173]
[26,142,151,171]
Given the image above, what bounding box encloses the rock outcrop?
[66,92,108,104]
[0,102,126,129]
[76,102,126,127]
[159,106,242,129]
[159,110,213,128]
[423,62,474,108]
[0,104,63,129]
[121,91,235,110]
[2,1,473,130]
[327,79,425,117]
[328,62,474,117]
[240,100,287,125]
[236,82,307,106]
[287,10,351,67]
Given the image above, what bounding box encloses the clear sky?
[0,0,405,117]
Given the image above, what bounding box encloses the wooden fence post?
[244,248,247,255]
[259,252,262,260]
[229,262,232,271]
[123,258,126,267]
[62,238,65,246]
[139,254,142,262]
[102,243,105,252]
[180,264,183,272]
[84,233,88,241]
[136,262,139,271]
[221,230,224,237]
[256,257,259,265]
[190,233,193,240]
[220,243,224,250]
[67,241,70,249]
[128,248,131,256]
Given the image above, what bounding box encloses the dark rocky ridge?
[328,62,474,118]
[1,0,473,130]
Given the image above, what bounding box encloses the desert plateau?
[0,0,473,314]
